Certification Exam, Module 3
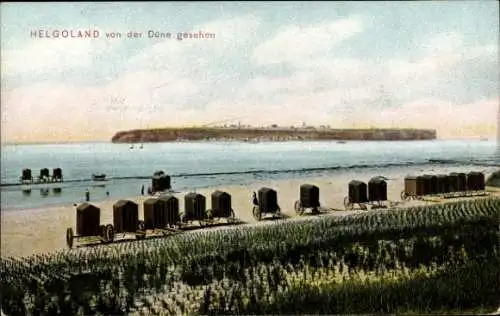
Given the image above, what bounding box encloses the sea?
[1,140,499,211]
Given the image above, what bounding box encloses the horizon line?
[2,137,496,146]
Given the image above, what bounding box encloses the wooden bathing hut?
[39,168,50,182]
[158,195,180,227]
[152,171,171,192]
[211,190,232,218]
[76,203,101,237]
[466,171,485,191]
[144,198,167,230]
[144,195,180,229]
[368,177,388,202]
[295,184,321,215]
[20,169,33,183]
[52,168,63,182]
[252,187,281,221]
[403,175,426,198]
[184,193,207,222]
[348,180,368,204]
[421,174,438,195]
[258,187,279,213]
[436,174,449,194]
[113,200,139,234]
[299,184,320,208]
[66,203,114,248]
[449,172,467,192]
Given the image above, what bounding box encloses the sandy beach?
[2,165,499,258]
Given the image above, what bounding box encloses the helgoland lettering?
[30,30,100,38]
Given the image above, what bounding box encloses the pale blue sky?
[1,1,499,142]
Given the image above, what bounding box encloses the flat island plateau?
[111,126,437,143]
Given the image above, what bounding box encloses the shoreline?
[113,138,438,144]
[2,139,496,146]
[2,164,499,258]
[2,162,498,212]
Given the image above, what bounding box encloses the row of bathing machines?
[67,170,487,247]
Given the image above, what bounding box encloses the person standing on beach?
[85,189,90,202]
[141,185,145,196]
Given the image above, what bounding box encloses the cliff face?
[111,127,437,143]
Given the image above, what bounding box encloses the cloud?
[368,98,498,139]
[383,41,498,104]
[195,96,498,139]
[227,30,498,137]
[127,14,261,74]
[1,83,106,143]
[244,30,498,107]
[200,14,261,50]
[1,28,114,76]
[103,70,200,111]
[1,15,266,142]
[1,12,498,143]
[1,68,207,142]
[245,29,498,115]
[2,39,92,75]
[252,15,365,66]
[388,41,497,85]
[421,31,464,56]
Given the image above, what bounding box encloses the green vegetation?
[128,257,500,315]
[1,197,499,315]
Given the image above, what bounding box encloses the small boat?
[130,144,134,149]
[139,144,143,149]
[92,173,107,181]
[337,140,347,144]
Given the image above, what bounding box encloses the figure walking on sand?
[141,185,145,196]
[85,189,90,202]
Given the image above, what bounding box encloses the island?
[111,126,437,143]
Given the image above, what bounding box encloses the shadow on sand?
[259,213,291,221]
[74,220,248,249]
[179,220,247,231]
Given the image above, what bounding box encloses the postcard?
[1,2,499,315]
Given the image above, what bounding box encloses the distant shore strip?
[1,159,498,188]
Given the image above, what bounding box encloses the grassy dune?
[1,197,499,315]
